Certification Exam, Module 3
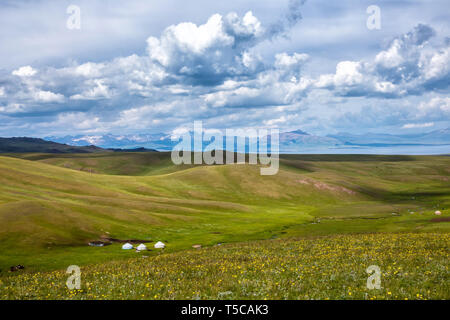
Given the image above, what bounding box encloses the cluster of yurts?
[122,241,165,251]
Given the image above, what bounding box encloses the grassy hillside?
[11,152,192,175]
[0,153,448,274]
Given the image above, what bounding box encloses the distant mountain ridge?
[0,137,158,153]
[0,137,106,153]
[45,130,341,151]
[45,128,450,152]
[278,130,340,152]
[1,128,448,154]
[46,133,173,151]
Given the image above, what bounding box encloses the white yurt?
[136,243,147,251]
[122,243,133,250]
[154,241,165,249]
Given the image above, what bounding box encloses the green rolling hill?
[0,153,448,273]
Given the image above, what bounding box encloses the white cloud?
[146,13,235,65]
[202,71,310,109]
[73,62,105,78]
[33,90,64,102]
[203,86,260,108]
[0,103,27,114]
[12,65,37,77]
[402,122,434,129]
[263,115,292,126]
[227,11,263,38]
[422,47,450,80]
[418,97,450,114]
[146,11,265,84]
[375,39,404,68]
[313,24,449,98]
[315,60,370,96]
[55,112,103,131]
[334,61,364,86]
[70,79,111,100]
[374,81,397,93]
[275,52,308,69]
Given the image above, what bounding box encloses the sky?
[0,0,449,137]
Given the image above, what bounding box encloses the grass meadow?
[0,153,448,299]
[1,233,448,300]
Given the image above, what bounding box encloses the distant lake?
[280,145,450,155]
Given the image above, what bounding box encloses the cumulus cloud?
[12,65,37,77]
[274,52,309,81]
[142,1,307,87]
[73,62,105,78]
[422,47,450,90]
[1,7,311,122]
[70,79,111,100]
[146,11,266,85]
[375,24,435,69]
[315,24,449,98]
[201,51,311,108]
[316,61,364,87]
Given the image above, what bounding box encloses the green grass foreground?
[0,153,448,299]
[1,233,448,300]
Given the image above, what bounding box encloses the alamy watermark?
[66,265,81,290]
[366,265,381,289]
[171,121,279,175]
[366,5,381,30]
[66,5,81,30]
